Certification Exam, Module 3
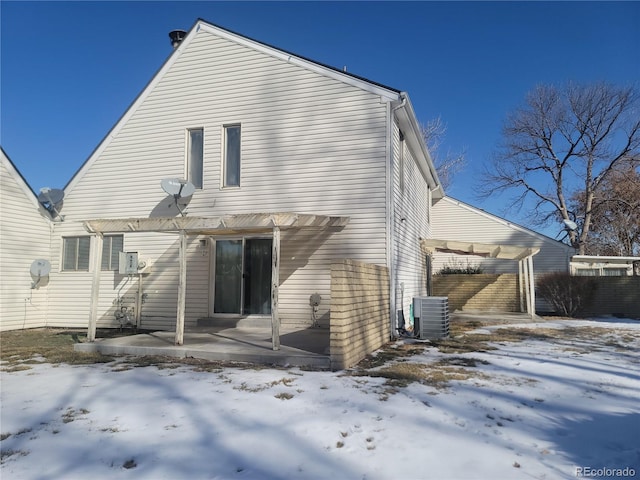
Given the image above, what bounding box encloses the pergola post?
[518,260,525,313]
[175,230,187,345]
[88,233,104,342]
[527,255,536,318]
[271,227,280,350]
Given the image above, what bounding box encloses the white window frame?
[186,127,204,189]
[222,124,241,188]
[101,235,124,271]
[62,236,91,272]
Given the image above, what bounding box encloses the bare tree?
[573,162,640,256]
[420,116,466,190]
[479,82,640,254]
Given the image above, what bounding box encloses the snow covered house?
[0,148,52,331]
[0,19,443,365]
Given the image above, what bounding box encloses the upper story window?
[223,124,241,187]
[63,236,90,271]
[187,128,203,189]
[101,235,124,271]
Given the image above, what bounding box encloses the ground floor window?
[62,236,90,271]
[101,235,124,271]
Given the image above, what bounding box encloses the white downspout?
[388,95,407,339]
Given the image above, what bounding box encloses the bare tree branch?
[478,82,640,254]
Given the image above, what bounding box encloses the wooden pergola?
[83,213,349,349]
[420,238,540,317]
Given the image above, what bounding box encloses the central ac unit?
[413,296,450,340]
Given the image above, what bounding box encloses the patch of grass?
[356,344,426,370]
[274,392,294,400]
[100,427,121,433]
[434,357,490,368]
[62,408,90,424]
[0,448,29,464]
[0,328,114,368]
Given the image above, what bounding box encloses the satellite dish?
[160,178,195,216]
[38,187,65,220]
[161,178,196,198]
[30,259,51,289]
[30,259,51,277]
[563,219,578,231]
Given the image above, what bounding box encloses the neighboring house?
[428,196,576,314]
[571,255,640,276]
[430,196,575,275]
[0,148,52,331]
[1,19,442,341]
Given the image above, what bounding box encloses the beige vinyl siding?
[391,122,432,327]
[52,27,390,328]
[0,155,52,331]
[430,197,574,275]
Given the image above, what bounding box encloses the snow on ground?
[1,317,639,480]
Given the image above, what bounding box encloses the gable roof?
[64,18,441,197]
[434,196,575,251]
[1,146,42,210]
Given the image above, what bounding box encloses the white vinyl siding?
[45,26,390,328]
[0,153,52,331]
[391,122,432,326]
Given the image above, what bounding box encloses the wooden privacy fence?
[330,259,390,370]
[580,277,640,319]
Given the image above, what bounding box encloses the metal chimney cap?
[169,30,187,48]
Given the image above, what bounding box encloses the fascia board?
[1,147,42,210]
[196,22,400,101]
[64,20,201,196]
[438,196,577,251]
[572,255,640,263]
[393,93,444,197]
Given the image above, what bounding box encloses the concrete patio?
[75,319,332,369]
[74,312,540,370]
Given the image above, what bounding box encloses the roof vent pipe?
[169,30,187,48]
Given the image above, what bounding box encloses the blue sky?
[2,1,639,237]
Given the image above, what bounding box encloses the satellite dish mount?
[160,178,196,217]
[37,187,65,220]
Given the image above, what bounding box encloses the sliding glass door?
[213,238,272,315]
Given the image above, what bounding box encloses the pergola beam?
[84,213,350,235]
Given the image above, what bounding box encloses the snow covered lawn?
[2,317,639,479]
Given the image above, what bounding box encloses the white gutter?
[394,92,444,199]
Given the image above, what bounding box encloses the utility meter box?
[119,252,139,275]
